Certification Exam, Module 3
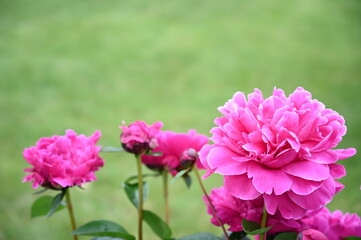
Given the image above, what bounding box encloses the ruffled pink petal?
[53,177,74,187]
[289,87,311,109]
[298,118,320,142]
[151,121,163,130]
[264,193,308,219]
[306,150,339,164]
[242,142,266,155]
[334,148,356,160]
[207,146,240,173]
[225,174,261,200]
[283,161,329,181]
[199,144,214,178]
[261,125,276,147]
[199,144,212,168]
[288,177,335,211]
[237,108,259,133]
[311,128,339,152]
[276,111,300,134]
[334,181,344,194]
[329,163,346,179]
[215,161,250,176]
[247,162,292,195]
[264,148,298,168]
[291,177,323,195]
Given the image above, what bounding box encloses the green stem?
[65,188,78,240]
[259,204,268,240]
[162,170,170,225]
[136,154,144,240]
[194,168,229,240]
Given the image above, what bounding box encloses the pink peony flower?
[204,186,306,234]
[200,87,356,219]
[142,130,208,175]
[204,186,263,232]
[299,229,328,240]
[301,207,361,240]
[120,121,163,155]
[23,130,104,189]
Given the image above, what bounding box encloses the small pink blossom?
[23,130,104,189]
[204,186,263,232]
[200,87,356,219]
[301,207,361,240]
[120,121,163,155]
[204,186,306,234]
[299,229,328,240]
[142,130,208,175]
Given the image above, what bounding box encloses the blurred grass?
[0,0,360,239]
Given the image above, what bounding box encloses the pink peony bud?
[298,229,328,240]
[23,130,104,189]
[120,121,163,155]
[179,148,198,169]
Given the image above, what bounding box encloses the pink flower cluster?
[142,130,208,175]
[200,87,356,219]
[204,187,307,235]
[23,130,104,189]
[302,207,361,240]
[120,121,163,154]
[205,187,361,239]
[204,186,263,232]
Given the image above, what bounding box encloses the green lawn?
[0,0,360,239]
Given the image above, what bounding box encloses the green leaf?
[143,210,172,239]
[122,182,149,208]
[101,147,124,152]
[344,237,361,240]
[72,220,135,240]
[47,190,66,218]
[171,169,188,185]
[229,231,249,240]
[33,188,48,195]
[30,195,65,218]
[177,233,222,240]
[241,219,272,235]
[274,232,298,240]
[183,174,192,188]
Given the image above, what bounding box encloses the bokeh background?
[0,0,360,239]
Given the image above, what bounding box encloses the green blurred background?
[0,0,360,239]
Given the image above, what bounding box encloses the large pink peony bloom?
[301,207,361,240]
[120,121,163,155]
[200,87,356,219]
[204,186,306,234]
[23,130,104,189]
[142,130,208,175]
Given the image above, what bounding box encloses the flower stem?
[65,188,78,240]
[259,204,268,240]
[162,170,170,225]
[194,167,229,240]
[136,154,144,240]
